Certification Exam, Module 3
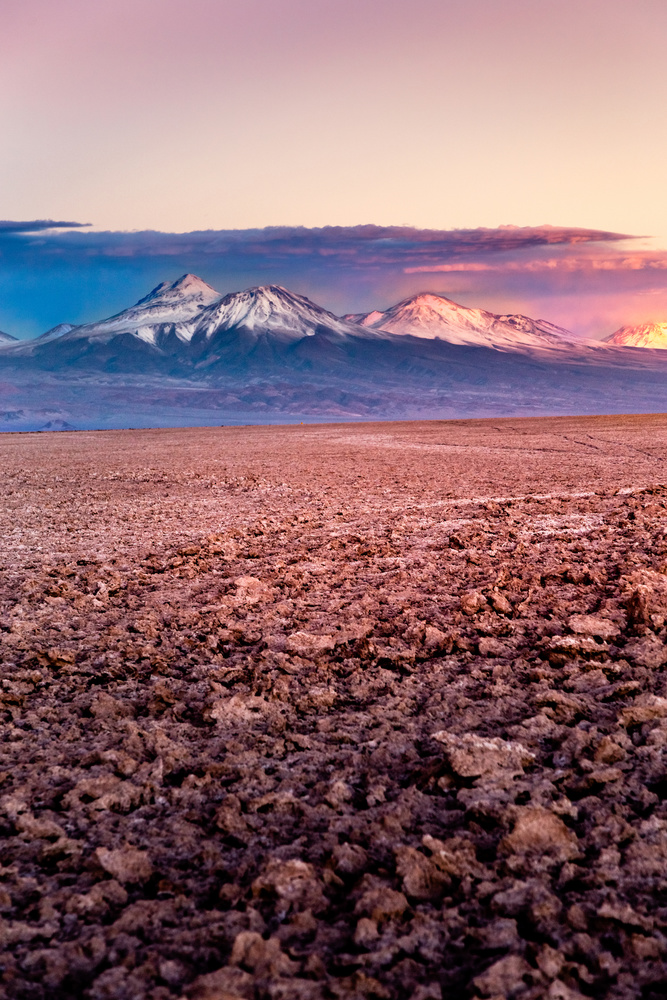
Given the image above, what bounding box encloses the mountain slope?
[347,292,575,351]
[604,322,667,349]
[0,330,17,344]
[188,285,383,373]
[5,278,383,374]
[193,285,370,344]
[7,275,667,427]
[9,274,221,360]
[37,323,77,342]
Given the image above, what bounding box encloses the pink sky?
[2,0,667,240]
[2,0,667,338]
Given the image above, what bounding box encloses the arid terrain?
[4,415,667,1000]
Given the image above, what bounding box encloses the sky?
[2,0,667,337]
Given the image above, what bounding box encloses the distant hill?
[347,292,576,351]
[5,274,667,429]
[604,322,667,349]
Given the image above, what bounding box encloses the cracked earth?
[3,415,667,1000]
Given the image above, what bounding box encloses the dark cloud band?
[0,220,91,234]
[0,222,631,264]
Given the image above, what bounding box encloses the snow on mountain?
[0,329,17,344]
[37,323,77,341]
[2,277,383,372]
[347,292,576,351]
[49,274,222,346]
[192,285,372,344]
[3,277,580,375]
[604,322,667,349]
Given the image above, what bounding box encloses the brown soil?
[3,415,667,1000]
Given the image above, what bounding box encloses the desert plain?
[3,415,667,1000]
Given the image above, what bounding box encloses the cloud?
[0,219,91,234]
[405,253,667,274]
[0,221,665,340]
[0,221,630,263]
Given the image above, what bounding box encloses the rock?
[252,859,326,917]
[546,981,587,1000]
[568,614,621,640]
[15,812,65,840]
[422,625,450,652]
[626,586,652,628]
[500,807,579,861]
[209,694,271,724]
[594,736,626,764]
[354,917,380,948]
[598,901,653,931]
[431,731,535,778]
[215,796,250,842]
[285,632,336,656]
[90,691,134,719]
[472,954,534,997]
[394,846,450,902]
[422,835,487,879]
[543,635,608,661]
[8,423,667,1000]
[620,694,667,726]
[623,635,667,669]
[535,944,564,979]
[230,931,298,976]
[233,576,273,606]
[355,885,409,923]
[475,918,520,950]
[459,591,487,616]
[489,589,513,615]
[186,966,254,1000]
[332,842,367,876]
[325,779,353,808]
[477,636,509,657]
[94,846,153,884]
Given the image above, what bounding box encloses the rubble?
[3,416,667,998]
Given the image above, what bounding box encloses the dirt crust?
[3,416,667,999]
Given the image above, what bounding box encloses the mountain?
[37,323,77,341]
[87,273,221,338]
[8,272,667,431]
[0,329,16,344]
[192,284,369,345]
[4,274,223,370]
[187,284,382,373]
[604,322,667,349]
[347,292,575,351]
[5,278,382,374]
[7,277,576,371]
[9,275,221,357]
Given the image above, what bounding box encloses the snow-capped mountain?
[37,323,77,341]
[0,329,16,344]
[7,276,576,368]
[6,277,386,371]
[56,273,221,346]
[347,292,575,351]
[191,284,373,346]
[604,322,667,349]
[7,273,667,428]
[4,274,223,362]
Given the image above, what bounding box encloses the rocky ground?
[3,415,667,1000]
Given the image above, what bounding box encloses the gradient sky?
[2,0,667,338]
[2,0,667,236]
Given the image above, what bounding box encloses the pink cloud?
[405,252,667,275]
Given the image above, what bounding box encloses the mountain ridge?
[5,275,667,429]
[2,275,584,369]
[347,291,577,351]
[605,322,667,349]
